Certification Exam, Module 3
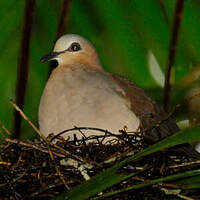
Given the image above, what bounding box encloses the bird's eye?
[68,42,82,52]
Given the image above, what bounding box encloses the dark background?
[1,0,200,140]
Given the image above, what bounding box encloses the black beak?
[40,51,61,63]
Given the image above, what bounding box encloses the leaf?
[57,125,200,200]
[172,174,200,187]
[94,169,200,199]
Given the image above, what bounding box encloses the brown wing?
[112,73,200,159]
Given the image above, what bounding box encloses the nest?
[1,127,200,200]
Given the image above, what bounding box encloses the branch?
[13,0,36,139]
[163,0,185,112]
[48,0,72,76]
[55,0,72,40]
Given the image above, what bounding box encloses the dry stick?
[169,160,200,169]
[11,100,89,164]
[10,100,70,190]
[11,100,46,140]
[160,188,194,200]
[30,183,64,198]
[5,138,65,158]
[11,100,94,166]
[0,121,11,136]
[163,0,185,112]
[48,0,72,76]
[52,143,92,166]
[47,145,71,190]
[13,0,36,139]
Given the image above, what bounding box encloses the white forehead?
[53,34,94,52]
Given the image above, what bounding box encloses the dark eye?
[68,42,81,52]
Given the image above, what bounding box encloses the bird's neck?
[59,59,103,71]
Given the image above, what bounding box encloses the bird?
[39,34,200,158]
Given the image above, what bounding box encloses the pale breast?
[39,66,140,139]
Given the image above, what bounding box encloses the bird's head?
[40,34,102,69]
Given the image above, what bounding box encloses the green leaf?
[57,125,200,200]
[172,175,200,187]
[94,169,200,199]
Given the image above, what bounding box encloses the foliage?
[1,0,200,138]
[1,0,200,199]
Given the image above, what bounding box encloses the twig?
[160,187,194,200]
[169,160,200,169]
[13,0,36,139]
[74,126,87,139]
[5,138,65,158]
[48,0,72,76]
[0,121,11,136]
[50,127,117,142]
[50,127,132,147]
[30,183,64,198]
[47,144,70,190]
[128,104,180,135]
[3,175,23,200]
[10,100,46,141]
[10,100,70,190]
[163,0,185,112]
[60,158,93,181]
[11,100,96,167]
[51,143,94,166]
[0,161,11,167]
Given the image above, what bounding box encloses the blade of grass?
[94,169,200,199]
[182,183,200,189]
[172,175,200,186]
[59,125,200,200]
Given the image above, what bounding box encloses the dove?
[39,34,200,158]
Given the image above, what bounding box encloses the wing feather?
[112,73,200,159]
